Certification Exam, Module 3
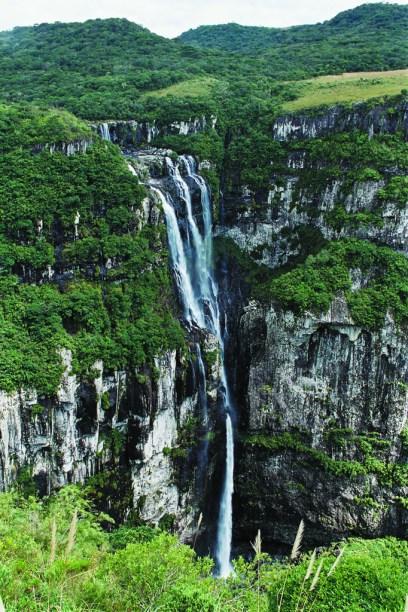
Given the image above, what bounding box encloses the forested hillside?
[0,4,406,119]
[0,18,260,118]
[180,3,407,51]
[179,4,408,77]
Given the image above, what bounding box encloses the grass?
[141,76,224,99]
[282,69,408,111]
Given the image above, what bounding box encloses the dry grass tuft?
[304,549,316,581]
[278,520,305,611]
[327,546,346,577]
[309,560,324,591]
[193,513,203,550]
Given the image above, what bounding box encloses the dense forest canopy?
[179,3,408,54]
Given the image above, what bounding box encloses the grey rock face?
[0,349,196,529]
[273,99,408,141]
[234,300,408,544]
[239,302,407,438]
[0,341,223,538]
[218,176,408,267]
[92,115,216,147]
[30,138,94,155]
[0,350,120,493]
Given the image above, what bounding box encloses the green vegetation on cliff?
[259,239,408,328]
[216,106,408,329]
[215,235,408,330]
[222,103,407,193]
[0,486,406,611]
[246,429,407,486]
[0,104,184,394]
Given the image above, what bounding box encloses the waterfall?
[150,187,203,326]
[165,157,220,333]
[147,155,234,577]
[100,123,111,141]
[216,413,234,577]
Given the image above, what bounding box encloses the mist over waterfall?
[149,154,235,576]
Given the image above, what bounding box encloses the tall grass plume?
[66,508,78,557]
[291,520,305,561]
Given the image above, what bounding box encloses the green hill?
[0,5,406,120]
[0,18,237,119]
[179,3,407,54]
[179,3,408,78]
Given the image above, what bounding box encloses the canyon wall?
[1,98,407,549]
[217,98,408,546]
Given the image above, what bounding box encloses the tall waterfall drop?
[151,155,234,577]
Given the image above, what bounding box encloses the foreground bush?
[0,487,406,611]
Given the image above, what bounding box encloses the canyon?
[0,97,407,564]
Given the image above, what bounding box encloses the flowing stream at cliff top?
[151,155,234,577]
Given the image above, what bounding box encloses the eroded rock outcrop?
[92,115,216,147]
[272,98,408,141]
[30,137,94,155]
[0,146,221,540]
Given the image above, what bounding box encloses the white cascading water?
[100,123,111,141]
[150,187,204,325]
[216,413,234,577]
[151,155,234,577]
